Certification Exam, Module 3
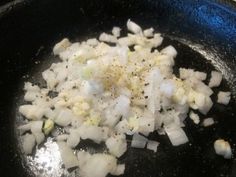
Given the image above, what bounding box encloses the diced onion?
[22,133,36,155]
[146,140,159,152]
[57,141,79,169]
[131,133,148,148]
[209,71,222,88]
[164,125,188,146]
[217,91,231,105]
[202,118,214,127]
[214,139,232,159]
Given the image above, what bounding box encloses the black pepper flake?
[131,97,134,100]
[144,83,149,86]
[142,59,145,62]
[141,91,144,94]
[145,105,147,108]
[145,96,148,99]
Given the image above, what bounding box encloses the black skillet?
[0,0,236,177]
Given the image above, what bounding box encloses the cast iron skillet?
[0,0,236,177]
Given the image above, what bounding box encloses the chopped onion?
[164,125,188,146]
[56,134,69,141]
[67,129,80,148]
[57,141,79,169]
[161,45,177,58]
[209,71,222,88]
[112,27,121,37]
[131,133,148,148]
[18,19,233,177]
[53,38,71,55]
[86,38,99,46]
[18,122,32,135]
[78,125,109,144]
[19,105,45,120]
[146,140,159,152]
[54,108,73,127]
[214,139,232,159]
[77,152,121,177]
[127,19,142,34]
[189,111,200,124]
[105,133,127,157]
[217,91,231,105]
[22,133,36,155]
[202,118,214,127]
[143,28,154,37]
[99,32,117,43]
[111,164,125,176]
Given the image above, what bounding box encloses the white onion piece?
[189,111,200,124]
[143,28,154,37]
[115,119,129,134]
[217,91,231,105]
[18,123,32,135]
[30,120,43,133]
[22,133,36,155]
[195,81,213,96]
[198,96,213,115]
[67,129,80,148]
[24,82,40,92]
[30,121,45,144]
[194,71,207,81]
[104,95,130,127]
[80,80,104,96]
[53,38,71,55]
[202,118,214,127]
[164,125,188,146]
[99,33,117,43]
[127,19,142,34]
[86,38,99,46]
[33,132,45,145]
[160,80,175,98]
[112,27,121,37]
[111,164,125,176]
[138,112,155,134]
[117,36,135,46]
[209,71,222,88]
[160,45,177,58]
[147,140,159,152]
[105,134,127,157]
[24,83,41,102]
[78,125,109,144]
[114,95,130,118]
[19,105,45,120]
[42,69,57,89]
[214,139,232,159]
[54,108,73,127]
[56,134,69,141]
[131,133,148,148]
[77,152,120,177]
[179,68,206,81]
[57,141,79,169]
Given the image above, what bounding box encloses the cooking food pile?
[18,20,232,177]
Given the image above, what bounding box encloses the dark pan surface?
[0,0,236,177]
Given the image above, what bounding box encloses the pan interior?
[15,33,236,177]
